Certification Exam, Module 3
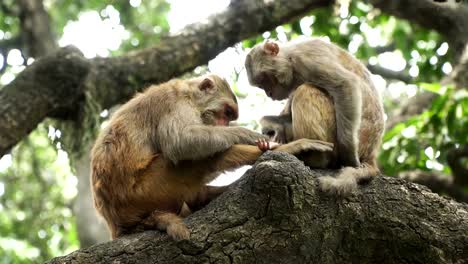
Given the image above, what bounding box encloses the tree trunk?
[73,143,110,247]
[47,152,468,264]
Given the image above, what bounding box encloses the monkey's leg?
[289,85,338,168]
[141,210,190,241]
[205,144,263,172]
[318,161,380,196]
[274,138,334,154]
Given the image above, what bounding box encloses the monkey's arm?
[158,104,267,163]
[203,140,333,177]
[294,56,362,167]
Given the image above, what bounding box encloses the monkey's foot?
[318,168,358,196]
[167,222,190,241]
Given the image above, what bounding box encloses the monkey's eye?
[256,72,268,86]
[224,106,237,120]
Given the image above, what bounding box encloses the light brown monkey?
[260,84,384,195]
[91,74,333,241]
[245,38,378,168]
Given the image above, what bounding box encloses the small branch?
[367,64,413,83]
[447,145,468,186]
[386,91,437,130]
[374,43,396,54]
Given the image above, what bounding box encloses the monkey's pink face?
[206,103,238,126]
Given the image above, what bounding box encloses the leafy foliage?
[380,85,468,176]
[0,125,79,263]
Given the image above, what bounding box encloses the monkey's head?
[245,41,294,100]
[191,75,239,126]
[259,115,292,144]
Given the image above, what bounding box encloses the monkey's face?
[195,75,239,126]
[245,42,293,101]
[253,72,290,100]
[259,116,290,144]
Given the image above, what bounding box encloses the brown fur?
[260,84,384,195]
[91,75,333,240]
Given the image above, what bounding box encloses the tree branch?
[46,152,468,263]
[0,46,90,156]
[0,0,333,157]
[368,0,468,58]
[17,0,57,57]
[367,64,413,83]
[386,43,468,130]
[399,169,468,203]
[447,145,468,186]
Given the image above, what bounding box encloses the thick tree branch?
[368,0,468,58]
[47,152,468,263]
[0,0,332,157]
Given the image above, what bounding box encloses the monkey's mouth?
[215,118,229,126]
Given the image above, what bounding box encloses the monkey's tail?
[318,161,379,196]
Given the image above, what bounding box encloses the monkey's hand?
[274,138,334,155]
[233,127,269,145]
[256,138,280,152]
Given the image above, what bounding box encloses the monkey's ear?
[263,41,279,56]
[199,78,216,93]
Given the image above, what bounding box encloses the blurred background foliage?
[0,0,466,263]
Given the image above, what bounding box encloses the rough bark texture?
[0,0,332,157]
[47,152,468,264]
